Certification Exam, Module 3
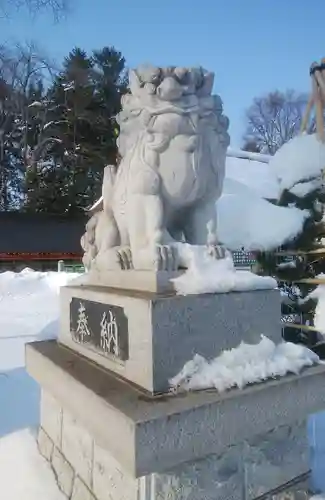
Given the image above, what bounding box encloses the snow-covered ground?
[0,270,77,499]
[0,430,65,500]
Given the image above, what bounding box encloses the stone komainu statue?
[81,65,230,272]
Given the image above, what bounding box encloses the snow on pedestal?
[169,336,320,393]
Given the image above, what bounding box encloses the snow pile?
[226,147,271,164]
[225,153,279,199]
[169,336,319,393]
[173,244,276,295]
[0,268,80,437]
[217,189,308,251]
[0,269,82,500]
[219,135,325,252]
[0,429,64,500]
[290,178,322,197]
[269,133,325,192]
[0,269,79,371]
[305,275,325,335]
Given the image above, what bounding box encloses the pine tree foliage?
[24,45,127,214]
[0,43,56,210]
[256,60,325,355]
[257,161,325,353]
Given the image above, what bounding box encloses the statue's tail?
[81,165,117,271]
[102,164,117,212]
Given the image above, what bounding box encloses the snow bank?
[0,429,64,500]
[305,276,325,335]
[290,178,322,197]
[0,269,80,437]
[172,245,276,295]
[225,153,279,200]
[223,135,325,253]
[227,147,271,164]
[169,336,319,393]
[269,133,325,192]
[0,269,79,370]
[217,190,308,252]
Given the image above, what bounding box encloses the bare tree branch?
[0,42,58,208]
[243,90,310,155]
[0,0,71,21]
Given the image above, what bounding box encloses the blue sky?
[2,0,325,146]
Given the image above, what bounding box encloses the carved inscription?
[70,298,129,361]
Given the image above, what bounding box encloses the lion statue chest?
[158,134,218,209]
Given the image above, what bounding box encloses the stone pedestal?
[59,283,281,393]
[26,340,325,500]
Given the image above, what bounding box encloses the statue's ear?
[129,69,142,96]
[197,70,214,97]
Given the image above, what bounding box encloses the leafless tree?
[0,0,71,21]
[0,42,56,91]
[0,42,57,208]
[243,90,311,155]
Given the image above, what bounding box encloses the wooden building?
[0,212,87,271]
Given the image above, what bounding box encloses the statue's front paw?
[207,244,227,260]
[94,246,133,271]
[133,245,179,271]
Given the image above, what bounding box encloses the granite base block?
[71,270,183,294]
[37,393,310,500]
[26,340,325,483]
[59,284,282,393]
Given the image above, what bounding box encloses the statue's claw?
[154,244,179,271]
[93,246,133,271]
[117,246,133,270]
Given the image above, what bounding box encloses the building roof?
[0,212,87,254]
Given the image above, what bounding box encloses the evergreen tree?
[0,78,25,210]
[25,45,126,214]
[257,153,325,354]
[0,42,57,210]
[257,61,325,356]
